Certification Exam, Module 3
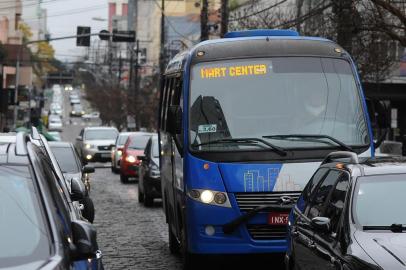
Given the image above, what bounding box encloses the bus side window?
[161,78,172,131]
[167,76,183,149]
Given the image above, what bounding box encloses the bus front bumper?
[185,197,289,254]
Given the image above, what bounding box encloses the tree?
[18,23,58,86]
[368,0,406,47]
[229,0,403,82]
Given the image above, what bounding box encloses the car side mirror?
[311,217,331,233]
[71,220,99,260]
[83,165,95,174]
[71,177,86,201]
[76,135,82,141]
[167,105,182,135]
[137,155,147,162]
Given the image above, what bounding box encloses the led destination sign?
[200,64,267,79]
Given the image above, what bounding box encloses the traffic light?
[76,26,91,47]
[112,30,135,42]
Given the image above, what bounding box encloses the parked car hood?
[354,230,406,270]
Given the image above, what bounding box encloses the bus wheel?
[180,226,197,270]
[168,222,180,254]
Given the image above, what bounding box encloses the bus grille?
[247,225,287,240]
[235,192,301,212]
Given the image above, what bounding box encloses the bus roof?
[165,33,347,75]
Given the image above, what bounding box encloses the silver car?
[76,127,118,163]
[111,132,135,173]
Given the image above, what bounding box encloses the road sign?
[76,26,91,47]
[112,30,136,42]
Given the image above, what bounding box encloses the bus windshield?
[189,57,369,151]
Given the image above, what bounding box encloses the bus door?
[162,75,184,236]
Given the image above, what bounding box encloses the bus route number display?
[200,64,267,79]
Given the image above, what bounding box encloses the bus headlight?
[187,189,231,208]
[201,190,214,203]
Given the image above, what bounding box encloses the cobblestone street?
[90,168,182,270]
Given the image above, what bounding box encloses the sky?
[32,0,109,62]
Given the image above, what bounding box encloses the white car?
[70,97,81,105]
[50,103,63,115]
[48,115,63,131]
[48,131,62,141]
[82,111,100,120]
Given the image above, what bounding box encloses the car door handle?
[307,241,316,249]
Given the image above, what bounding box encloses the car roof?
[129,132,154,137]
[322,156,406,176]
[119,132,136,137]
[85,126,118,131]
[49,141,72,148]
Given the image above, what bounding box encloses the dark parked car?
[0,130,102,269]
[138,134,161,206]
[50,141,96,223]
[286,151,406,270]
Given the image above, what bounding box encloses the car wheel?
[111,166,119,174]
[80,196,95,223]
[144,193,154,207]
[120,173,128,183]
[138,186,144,203]
[168,219,180,254]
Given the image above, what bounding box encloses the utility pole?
[159,0,165,92]
[201,0,209,41]
[220,0,229,37]
[134,39,140,130]
[333,0,354,54]
[118,51,122,87]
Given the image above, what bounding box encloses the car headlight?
[117,150,123,156]
[85,144,95,149]
[126,155,136,163]
[187,189,231,208]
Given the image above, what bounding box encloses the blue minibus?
[159,29,375,268]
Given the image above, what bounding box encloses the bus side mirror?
[370,100,390,149]
[167,105,182,135]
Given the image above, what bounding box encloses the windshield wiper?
[262,134,354,152]
[363,224,406,232]
[192,138,287,156]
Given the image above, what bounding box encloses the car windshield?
[0,166,50,267]
[50,146,80,173]
[152,137,159,157]
[85,129,118,140]
[73,105,82,110]
[189,57,369,151]
[129,134,151,150]
[118,134,130,145]
[354,174,406,227]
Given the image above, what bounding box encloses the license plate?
[268,212,289,225]
[101,153,110,158]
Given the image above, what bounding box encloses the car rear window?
[0,166,50,267]
[129,134,152,150]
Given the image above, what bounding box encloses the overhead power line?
[23,4,107,21]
